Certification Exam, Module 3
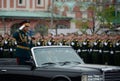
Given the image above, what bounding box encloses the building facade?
[0,0,119,35]
[0,0,71,35]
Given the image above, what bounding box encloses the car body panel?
[0,46,120,81]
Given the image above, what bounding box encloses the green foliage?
[80,21,89,34]
[97,6,116,28]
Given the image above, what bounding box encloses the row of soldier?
[0,32,120,66]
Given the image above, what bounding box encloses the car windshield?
[31,46,84,67]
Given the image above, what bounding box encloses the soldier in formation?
[0,31,120,66]
[0,35,3,58]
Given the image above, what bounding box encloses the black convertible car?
[0,46,120,81]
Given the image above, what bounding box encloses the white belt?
[82,50,88,52]
[93,50,99,52]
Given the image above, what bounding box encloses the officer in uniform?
[107,39,115,65]
[36,36,45,46]
[57,37,64,46]
[102,39,110,65]
[8,36,15,58]
[3,33,10,58]
[114,40,120,66]
[0,35,3,58]
[13,20,31,65]
[81,38,89,63]
[70,36,80,59]
[77,36,83,59]
[12,36,18,57]
[92,39,103,64]
[92,39,99,64]
[48,37,56,46]
[61,38,68,46]
[58,35,69,46]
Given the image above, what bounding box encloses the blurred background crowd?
[0,32,120,66]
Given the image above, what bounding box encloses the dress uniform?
[70,38,81,59]
[85,39,92,63]
[114,40,120,66]
[77,39,82,58]
[61,39,67,46]
[92,39,103,64]
[13,20,31,65]
[3,33,10,58]
[81,39,90,63]
[12,37,18,57]
[57,39,64,46]
[0,35,3,58]
[107,40,115,65]
[8,37,15,58]
[48,38,56,46]
[92,39,99,64]
[70,39,79,51]
[102,39,110,65]
[36,38,45,46]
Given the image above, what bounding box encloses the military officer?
[36,37,45,46]
[81,38,90,63]
[12,36,18,57]
[8,36,15,58]
[70,36,80,55]
[0,35,3,58]
[13,20,31,65]
[102,38,110,65]
[48,37,56,46]
[108,39,115,65]
[76,35,83,58]
[114,39,120,66]
[92,38,103,64]
[57,33,68,46]
[57,37,64,46]
[3,33,10,58]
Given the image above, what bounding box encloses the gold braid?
[19,33,27,43]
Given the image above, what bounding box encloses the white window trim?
[18,0,25,6]
[36,0,44,7]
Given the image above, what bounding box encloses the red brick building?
[0,0,117,35]
[0,0,71,35]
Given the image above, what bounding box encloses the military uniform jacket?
[13,30,30,58]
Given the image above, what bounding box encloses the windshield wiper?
[58,61,81,66]
[41,62,56,66]
[58,61,71,65]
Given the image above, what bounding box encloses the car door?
[32,67,52,81]
[0,65,34,81]
[0,65,3,75]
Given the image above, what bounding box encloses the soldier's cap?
[19,20,30,30]
[19,20,30,25]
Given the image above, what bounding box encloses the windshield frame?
[31,46,84,67]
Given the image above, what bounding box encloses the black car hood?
[42,64,120,73]
[77,64,120,72]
